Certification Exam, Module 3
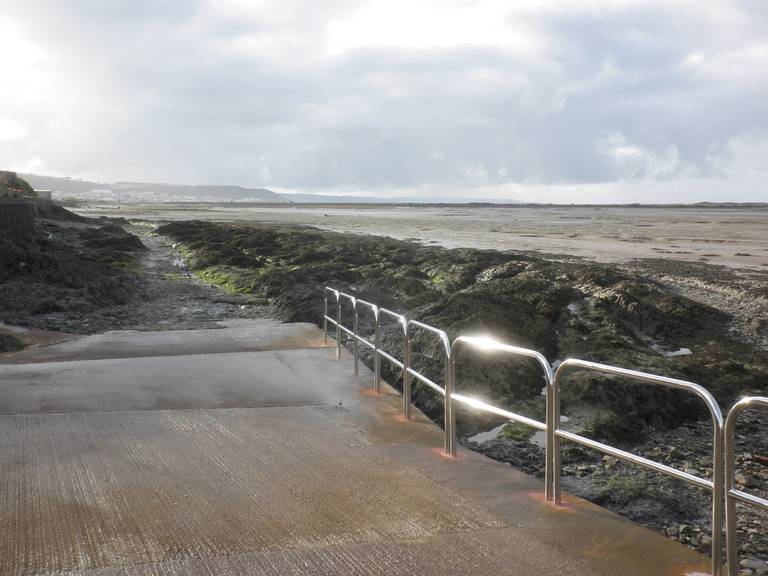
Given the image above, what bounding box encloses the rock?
[668,447,686,461]
[740,558,767,570]
[736,473,762,488]
[698,534,712,555]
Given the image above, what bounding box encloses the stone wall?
[0,202,36,240]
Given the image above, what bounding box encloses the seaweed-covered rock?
[158,220,768,441]
[0,216,147,333]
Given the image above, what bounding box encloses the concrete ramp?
[0,319,324,364]
[0,350,342,414]
[0,320,713,575]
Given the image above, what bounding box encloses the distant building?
[35,189,52,200]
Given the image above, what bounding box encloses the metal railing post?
[446,351,456,456]
[403,326,411,420]
[335,292,341,359]
[552,377,561,503]
[353,304,359,374]
[323,289,328,344]
[374,314,381,393]
[725,397,768,576]
[545,374,554,502]
[713,414,725,576]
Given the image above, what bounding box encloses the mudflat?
[74,203,768,270]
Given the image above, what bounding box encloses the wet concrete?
[0,319,324,364]
[0,320,714,575]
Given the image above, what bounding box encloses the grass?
[197,266,252,294]
[164,271,187,281]
[500,421,536,441]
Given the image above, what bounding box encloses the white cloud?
[326,1,546,56]
[601,133,682,179]
[0,118,27,142]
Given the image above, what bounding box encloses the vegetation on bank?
[0,171,36,199]
[158,220,768,442]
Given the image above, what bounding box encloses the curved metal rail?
[551,359,724,576]
[449,336,555,498]
[725,396,768,576]
[322,286,737,574]
[407,320,452,449]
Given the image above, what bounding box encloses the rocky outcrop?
[0,174,148,338]
[0,202,36,240]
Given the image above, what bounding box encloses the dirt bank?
[0,217,271,351]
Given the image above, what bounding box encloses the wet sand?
[75,203,768,270]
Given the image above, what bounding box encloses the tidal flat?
[75,202,768,269]
[77,202,768,351]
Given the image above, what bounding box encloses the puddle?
[468,423,506,444]
[531,430,546,447]
[649,341,693,357]
[666,347,692,357]
[468,415,570,447]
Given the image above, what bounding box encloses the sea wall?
[0,202,36,240]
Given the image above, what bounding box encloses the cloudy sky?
[1,0,766,202]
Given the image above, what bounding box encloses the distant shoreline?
[61,199,768,209]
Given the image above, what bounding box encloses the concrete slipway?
[0,320,712,575]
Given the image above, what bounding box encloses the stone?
[740,558,767,570]
[736,473,762,488]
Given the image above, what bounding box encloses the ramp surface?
[0,320,713,575]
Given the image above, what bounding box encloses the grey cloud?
[2,1,767,200]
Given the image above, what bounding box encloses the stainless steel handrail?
[322,286,732,574]
[551,359,724,576]
[725,396,768,576]
[449,335,555,499]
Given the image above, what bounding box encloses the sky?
[0,0,766,203]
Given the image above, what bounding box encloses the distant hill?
[21,174,287,203]
[21,174,525,204]
[280,192,523,204]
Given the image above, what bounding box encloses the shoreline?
[72,202,768,271]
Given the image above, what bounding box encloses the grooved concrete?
[0,319,324,364]
[63,530,597,576]
[0,320,713,576]
[0,407,503,575]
